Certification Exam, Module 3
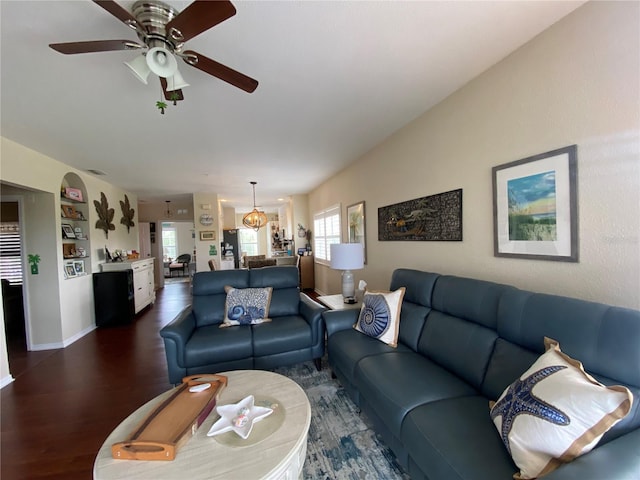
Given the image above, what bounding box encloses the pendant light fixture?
[165,200,173,218]
[242,181,268,231]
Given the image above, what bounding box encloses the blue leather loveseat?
[324,269,640,480]
[160,266,326,384]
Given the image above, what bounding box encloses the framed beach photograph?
[73,260,85,275]
[200,231,216,241]
[61,223,76,239]
[492,145,578,262]
[347,201,367,264]
[64,263,76,278]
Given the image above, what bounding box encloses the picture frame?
[64,263,76,278]
[492,145,578,262]
[61,223,76,239]
[64,187,83,202]
[200,231,216,241]
[346,201,367,264]
[378,189,463,241]
[61,205,77,219]
[73,260,85,275]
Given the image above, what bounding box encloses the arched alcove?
[61,172,90,277]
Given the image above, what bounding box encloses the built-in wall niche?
[60,173,90,279]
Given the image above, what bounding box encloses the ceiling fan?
[49,0,258,102]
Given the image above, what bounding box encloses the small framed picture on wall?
[200,231,216,241]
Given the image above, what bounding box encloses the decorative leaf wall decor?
[119,194,136,233]
[94,192,115,238]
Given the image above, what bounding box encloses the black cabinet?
[93,271,135,327]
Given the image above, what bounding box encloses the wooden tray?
[111,374,227,461]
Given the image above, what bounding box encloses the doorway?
[1,196,29,376]
[161,221,195,283]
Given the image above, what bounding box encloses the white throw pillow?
[354,288,405,347]
[490,337,632,479]
[220,286,272,327]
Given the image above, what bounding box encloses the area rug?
[274,359,410,480]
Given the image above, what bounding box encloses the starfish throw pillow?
[489,337,632,479]
[354,288,405,347]
[220,286,273,327]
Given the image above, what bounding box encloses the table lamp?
[330,243,364,304]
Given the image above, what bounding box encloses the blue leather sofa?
[324,269,640,480]
[160,266,326,384]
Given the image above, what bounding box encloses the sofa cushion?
[251,315,312,356]
[481,338,539,400]
[355,288,405,347]
[402,396,518,480]
[250,266,300,317]
[431,275,513,329]
[497,289,640,389]
[354,351,477,439]
[490,338,633,480]
[389,269,438,308]
[220,286,272,327]
[184,324,253,367]
[192,270,249,327]
[397,301,431,351]
[418,312,498,390]
[327,328,412,385]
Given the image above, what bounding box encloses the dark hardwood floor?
[1,282,192,480]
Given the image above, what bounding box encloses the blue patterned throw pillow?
[354,288,405,347]
[490,337,632,479]
[220,286,273,328]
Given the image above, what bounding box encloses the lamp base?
[343,297,357,305]
[341,269,356,303]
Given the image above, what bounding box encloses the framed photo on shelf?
[64,187,83,202]
[200,231,216,241]
[347,201,367,263]
[64,263,76,278]
[492,145,578,262]
[61,223,76,239]
[61,205,77,219]
[73,260,85,275]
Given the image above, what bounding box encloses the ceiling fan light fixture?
[124,54,151,84]
[166,69,190,91]
[242,181,268,231]
[146,46,178,78]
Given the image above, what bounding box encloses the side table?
[317,294,362,311]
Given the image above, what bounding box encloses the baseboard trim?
[30,324,97,351]
[0,374,15,389]
[63,325,96,347]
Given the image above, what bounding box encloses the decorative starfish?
[207,395,273,439]
[491,366,570,453]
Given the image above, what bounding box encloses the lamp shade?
[146,47,178,78]
[165,69,190,91]
[124,54,151,84]
[330,243,364,271]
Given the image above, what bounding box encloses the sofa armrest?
[543,429,640,480]
[299,294,326,346]
[159,305,196,367]
[324,309,360,337]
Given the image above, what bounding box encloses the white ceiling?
[0,0,584,211]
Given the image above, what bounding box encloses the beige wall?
[310,1,640,309]
[1,138,141,385]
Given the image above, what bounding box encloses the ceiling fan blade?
[160,78,184,102]
[92,0,139,30]
[166,0,236,43]
[49,40,143,55]
[182,50,258,93]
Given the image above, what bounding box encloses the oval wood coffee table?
[93,370,311,480]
